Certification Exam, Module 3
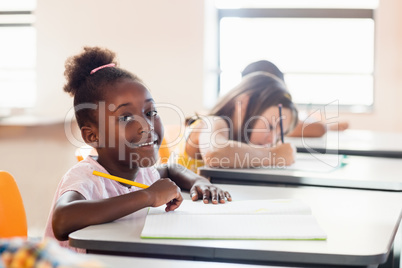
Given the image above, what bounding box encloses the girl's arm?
[328,121,349,131]
[195,117,296,168]
[157,164,232,204]
[52,178,182,241]
[287,121,327,137]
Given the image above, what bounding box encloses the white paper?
[141,200,327,240]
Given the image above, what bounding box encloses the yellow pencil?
[92,170,149,189]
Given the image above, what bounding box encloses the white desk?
[287,130,402,158]
[69,184,402,268]
[199,154,402,191]
[94,254,297,268]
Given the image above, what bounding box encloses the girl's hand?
[328,121,349,131]
[144,178,183,212]
[190,180,232,204]
[272,143,296,166]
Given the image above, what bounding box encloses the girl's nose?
[140,125,154,134]
[140,126,154,134]
[138,120,154,134]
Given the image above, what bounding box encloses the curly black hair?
[63,46,141,128]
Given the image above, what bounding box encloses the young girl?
[175,72,299,172]
[241,60,349,137]
[44,47,231,252]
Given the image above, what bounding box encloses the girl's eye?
[118,115,135,122]
[146,110,158,117]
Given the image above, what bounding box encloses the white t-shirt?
[44,156,160,252]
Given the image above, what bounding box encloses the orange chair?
[0,171,27,238]
[158,125,183,164]
[75,144,97,162]
[158,138,171,164]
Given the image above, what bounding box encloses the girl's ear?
[81,126,99,148]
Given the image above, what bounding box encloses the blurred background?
[1,0,401,238]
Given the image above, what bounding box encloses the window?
[215,0,377,113]
[0,1,36,111]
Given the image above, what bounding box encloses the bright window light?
[0,27,36,108]
[0,1,36,11]
[218,13,374,111]
[0,1,36,109]
[215,0,378,9]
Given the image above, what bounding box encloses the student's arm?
[328,121,349,131]
[52,179,182,241]
[157,164,232,204]
[287,121,327,138]
[195,117,296,168]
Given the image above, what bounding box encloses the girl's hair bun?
[63,46,139,128]
[63,46,117,96]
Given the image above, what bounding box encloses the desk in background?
[70,184,402,268]
[287,129,402,158]
[199,154,402,191]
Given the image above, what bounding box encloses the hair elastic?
[90,63,116,75]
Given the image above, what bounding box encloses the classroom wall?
[343,0,402,132]
[34,0,205,127]
[32,0,402,131]
[1,0,401,237]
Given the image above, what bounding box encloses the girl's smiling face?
[96,78,163,169]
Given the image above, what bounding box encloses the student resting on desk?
[241,60,349,137]
[174,72,298,173]
[44,46,231,252]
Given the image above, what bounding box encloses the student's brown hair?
[210,72,298,142]
[241,60,285,82]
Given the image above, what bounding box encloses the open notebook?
[141,199,327,240]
